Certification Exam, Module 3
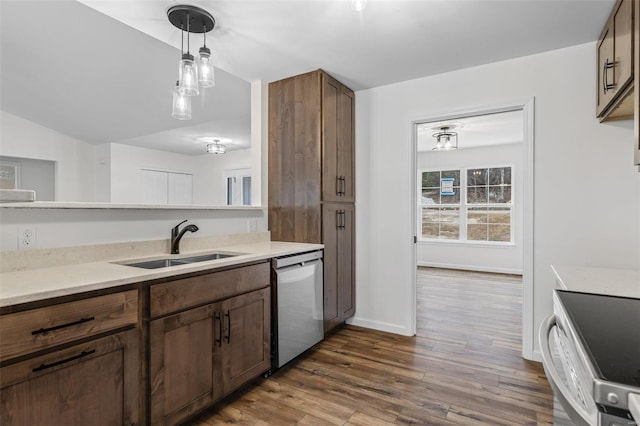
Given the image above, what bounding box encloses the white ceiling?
[1,0,614,155]
[416,110,523,152]
[80,0,615,91]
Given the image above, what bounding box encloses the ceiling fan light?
[178,53,199,96]
[171,81,191,120]
[198,46,215,88]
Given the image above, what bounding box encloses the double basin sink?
[118,252,240,269]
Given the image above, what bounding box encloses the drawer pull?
[31,316,95,335]
[32,350,96,372]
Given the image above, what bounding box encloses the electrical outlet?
[247,219,258,233]
[18,226,37,250]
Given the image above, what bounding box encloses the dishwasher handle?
[273,251,323,269]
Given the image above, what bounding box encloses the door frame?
[410,97,536,360]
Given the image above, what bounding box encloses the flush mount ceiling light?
[206,141,226,154]
[198,137,230,154]
[168,5,216,120]
[432,126,459,151]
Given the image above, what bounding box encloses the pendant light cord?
[186,14,190,54]
[203,25,207,48]
[180,25,184,55]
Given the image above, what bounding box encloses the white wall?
[417,143,524,274]
[353,42,640,357]
[108,143,250,205]
[0,207,266,251]
[0,110,94,201]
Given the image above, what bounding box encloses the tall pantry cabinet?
[268,69,355,334]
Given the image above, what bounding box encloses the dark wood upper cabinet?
[322,74,355,203]
[268,69,355,242]
[597,0,635,121]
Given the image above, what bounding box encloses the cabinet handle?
[224,311,231,344]
[336,176,341,196]
[338,210,346,230]
[31,316,95,335]
[340,176,346,196]
[335,210,341,230]
[215,312,222,347]
[603,59,615,93]
[32,350,96,373]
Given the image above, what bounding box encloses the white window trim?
[418,164,515,245]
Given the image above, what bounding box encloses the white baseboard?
[417,261,522,275]
[346,316,413,336]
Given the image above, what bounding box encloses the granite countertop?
[0,241,323,308]
[551,264,640,298]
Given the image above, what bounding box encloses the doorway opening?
[411,99,535,359]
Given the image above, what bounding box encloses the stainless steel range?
[540,290,640,426]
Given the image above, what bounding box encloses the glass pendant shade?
[178,54,199,96]
[198,47,215,88]
[172,82,192,120]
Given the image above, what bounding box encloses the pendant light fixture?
[432,126,459,151]
[168,5,215,119]
[171,80,191,120]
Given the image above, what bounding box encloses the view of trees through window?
[420,166,512,243]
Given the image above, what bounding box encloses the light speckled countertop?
[551,264,640,298]
[0,241,323,308]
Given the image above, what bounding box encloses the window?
[224,168,252,206]
[466,167,512,242]
[419,166,513,243]
[420,170,460,240]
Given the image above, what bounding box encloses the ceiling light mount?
[167,5,215,33]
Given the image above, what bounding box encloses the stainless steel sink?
[118,253,239,269]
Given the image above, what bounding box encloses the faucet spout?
[171,220,199,254]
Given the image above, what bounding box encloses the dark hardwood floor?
[189,267,553,425]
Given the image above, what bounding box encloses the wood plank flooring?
[188,267,553,425]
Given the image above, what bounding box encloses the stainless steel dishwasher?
[272,250,324,368]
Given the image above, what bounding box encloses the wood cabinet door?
[322,74,355,203]
[337,85,355,203]
[268,72,322,243]
[322,74,341,202]
[322,202,355,333]
[149,304,221,426]
[1,330,139,426]
[219,287,271,395]
[337,204,356,320]
[322,203,340,333]
[597,24,616,115]
[614,0,633,92]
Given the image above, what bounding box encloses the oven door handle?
[539,314,594,426]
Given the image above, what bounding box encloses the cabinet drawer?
[150,262,270,318]
[0,290,138,362]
